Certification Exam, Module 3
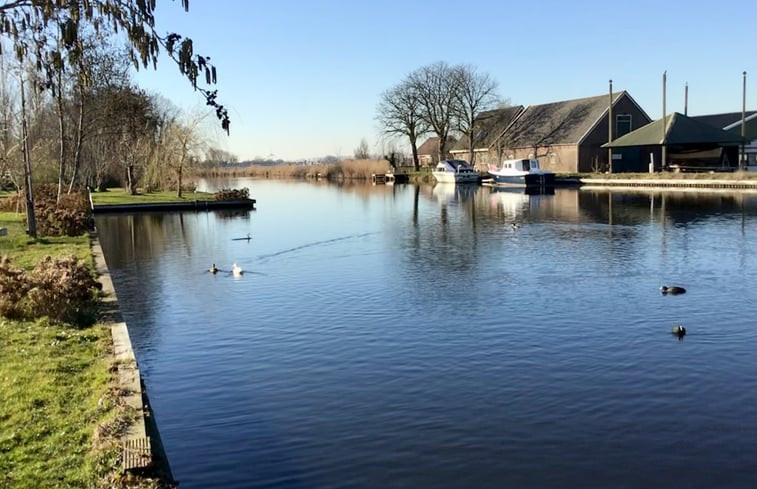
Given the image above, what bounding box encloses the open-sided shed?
[603,112,744,171]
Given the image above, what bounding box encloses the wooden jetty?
[372,173,409,184]
[92,199,256,213]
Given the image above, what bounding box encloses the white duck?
[232,263,244,276]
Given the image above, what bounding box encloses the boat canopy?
[436,159,473,172]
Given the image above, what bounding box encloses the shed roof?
[691,111,757,130]
[603,112,744,148]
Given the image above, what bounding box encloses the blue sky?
[133,0,757,161]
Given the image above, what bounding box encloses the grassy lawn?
[90,187,213,205]
[0,212,91,269]
[0,209,155,488]
[0,319,118,488]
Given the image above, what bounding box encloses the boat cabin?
[498,159,541,172]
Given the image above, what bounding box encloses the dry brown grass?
[199,159,391,180]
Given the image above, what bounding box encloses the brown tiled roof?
[503,91,634,148]
[417,137,438,155]
[417,136,457,155]
[451,105,524,152]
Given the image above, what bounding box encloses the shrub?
[32,184,93,237]
[0,191,24,212]
[0,255,101,326]
[214,187,250,201]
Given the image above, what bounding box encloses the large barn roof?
[502,91,640,148]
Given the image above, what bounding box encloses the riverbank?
[0,211,172,488]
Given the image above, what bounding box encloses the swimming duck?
[209,264,219,274]
[232,263,244,276]
[672,325,687,338]
[660,285,686,295]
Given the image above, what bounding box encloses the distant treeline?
[200,159,391,181]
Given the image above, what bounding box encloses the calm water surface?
[96,180,757,489]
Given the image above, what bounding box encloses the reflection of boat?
[432,159,480,183]
[487,186,555,218]
[488,187,530,213]
[488,158,554,187]
[432,181,478,205]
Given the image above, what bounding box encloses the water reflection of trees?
[215,209,253,220]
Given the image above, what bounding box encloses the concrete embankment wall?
[579,177,757,190]
[90,233,174,482]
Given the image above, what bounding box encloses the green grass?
[0,212,91,270]
[90,187,214,205]
[0,206,157,487]
[0,319,119,488]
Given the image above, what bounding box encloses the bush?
[0,191,23,212]
[32,184,93,237]
[0,255,101,326]
[214,187,250,201]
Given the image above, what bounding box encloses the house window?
[616,114,632,137]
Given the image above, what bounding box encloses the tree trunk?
[20,77,36,238]
[126,165,137,195]
[68,90,85,193]
[410,136,420,171]
[467,132,475,166]
[437,134,447,163]
[177,164,183,198]
[55,78,67,204]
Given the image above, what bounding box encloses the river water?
[95,180,757,489]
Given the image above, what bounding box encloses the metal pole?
[662,71,667,171]
[742,71,747,170]
[608,79,613,173]
[684,82,688,116]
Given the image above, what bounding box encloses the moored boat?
[488,158,554,187]
[432,159,479,184]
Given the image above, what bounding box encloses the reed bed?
[200,159,391,180]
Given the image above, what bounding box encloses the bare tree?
[409,62,458,163]
[97,86,158,194]
[353,138,370,159]
[163,109,208,197]
[376,80,428,170]
[452,64,499,165]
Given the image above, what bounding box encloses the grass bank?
[90,188,213,206]
[0,211,164,488]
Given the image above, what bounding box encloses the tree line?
[376,61,502,170]
[0,0,231,236]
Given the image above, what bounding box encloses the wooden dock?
[372,173,409,184]
[92,199,256,213]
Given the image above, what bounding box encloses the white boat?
[432,159,479,183]
[488,158,554,187]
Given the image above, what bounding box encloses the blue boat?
[487,158,555,187]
